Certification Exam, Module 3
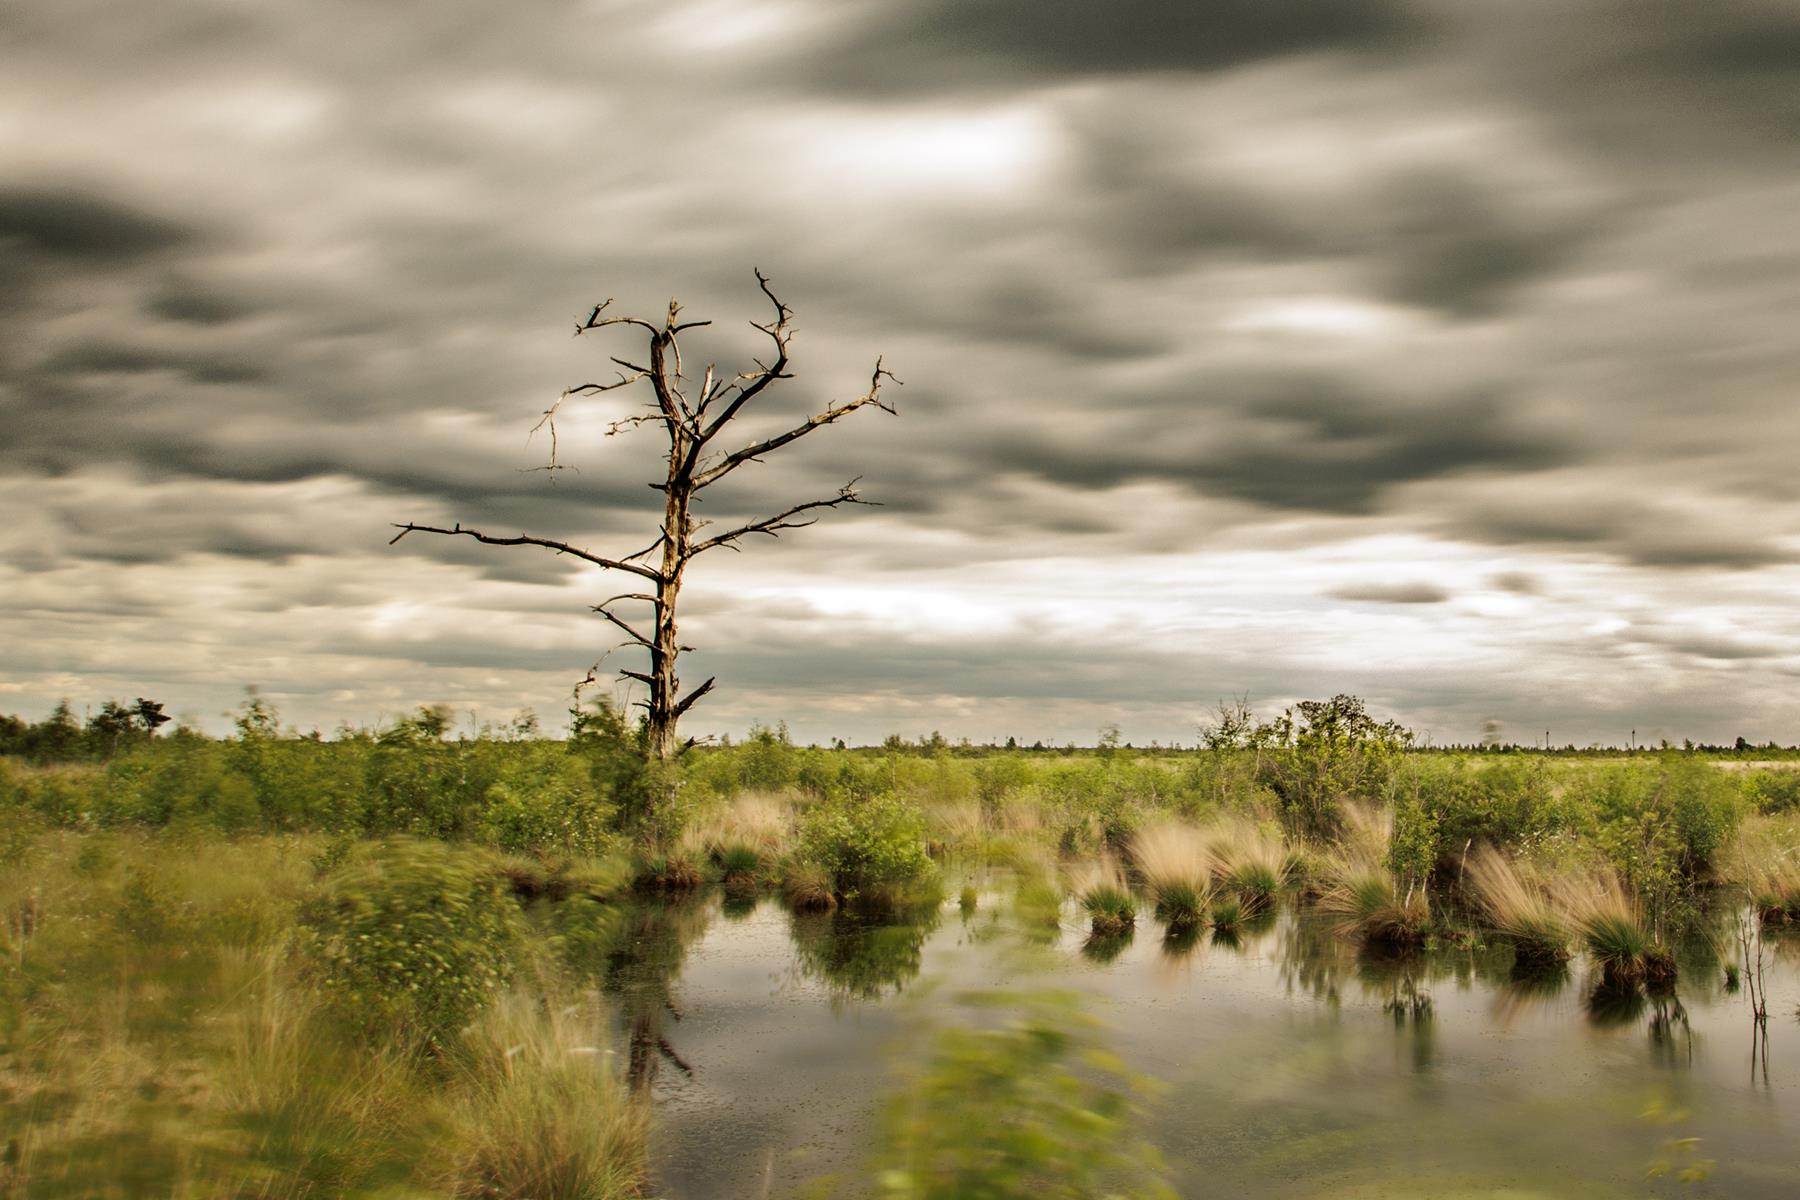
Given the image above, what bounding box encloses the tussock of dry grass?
[1466,848,1569,969]
[440,989,647,1200]
[1730,816,1800,921]
[1067,857,1136,935]
[686,792,794,860]
[1556,871,1672,987]
[1132,822,1213,930]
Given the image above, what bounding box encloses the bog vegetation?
[3,691,1798,1196]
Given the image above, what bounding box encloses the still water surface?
[605,884,1798,1198]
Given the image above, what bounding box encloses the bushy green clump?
[1013,872,1063,935]
[477,746,618,858]
[1150,879,1207,931]
[1132,822,1211,932]
[795,791,937,901]
[1466,848,1570,971]
[781,859,838,911]
[866,991,1174,1200]
[303,840,522,1043]
[1743,769,1800,815]
[1563,876,1675,989]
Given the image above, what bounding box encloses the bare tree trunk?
[391,271,894,762]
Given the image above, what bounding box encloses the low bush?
[302,840,522,1044]
[794,791,936,901]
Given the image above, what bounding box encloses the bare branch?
[564,371,649,398]
[389,522,663,581]
[606,412,662,438]
[619,530,667,563]
[672,677,716,720]
[687,478,875,556]
[687,269,794,460]
[592,603,654,648]
[576,299,658,338]
[693,359,898,489]
[597,592,657,609]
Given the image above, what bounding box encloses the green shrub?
[1743,769,1800,815]
[795,791,936,900]
[477,747,618,857]
[1247,695,1411,840]
[302,841,522,1044]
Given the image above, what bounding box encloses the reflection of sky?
[627,892,1797,1198]
[7,1,1800,744]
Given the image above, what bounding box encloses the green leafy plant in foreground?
[302,840,522,1044]
[866,991,1174,1200]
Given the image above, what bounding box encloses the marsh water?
[605,883,1798,1199]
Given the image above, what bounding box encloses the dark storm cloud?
[0,186,193,261]
[807,0,1429,93]
[1063,125,1605,316]
[991,379,1564,515]
[1374,169,1597,318]
[147,282,257,326]
[1445,496,1791,571]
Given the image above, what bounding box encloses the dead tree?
[391,271,896,760]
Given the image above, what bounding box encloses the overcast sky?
[4,0,1799,746]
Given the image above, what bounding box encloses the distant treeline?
[3,692,1795,764]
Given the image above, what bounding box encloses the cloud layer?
[4,0,1799,744]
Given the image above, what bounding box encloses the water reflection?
[1161,922,1204,958]
[789,896,941,1004]
[1081,927,1134,963]
[623,884,1799,1200]
[602,893,714,1093]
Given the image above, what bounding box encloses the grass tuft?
[1319,867,1429,950]
[1466,848,1569,971]
[439,989,647,1200]
[1559,873,1672,988]
[1132,822,1212,931]
[1069,858,1137,936]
